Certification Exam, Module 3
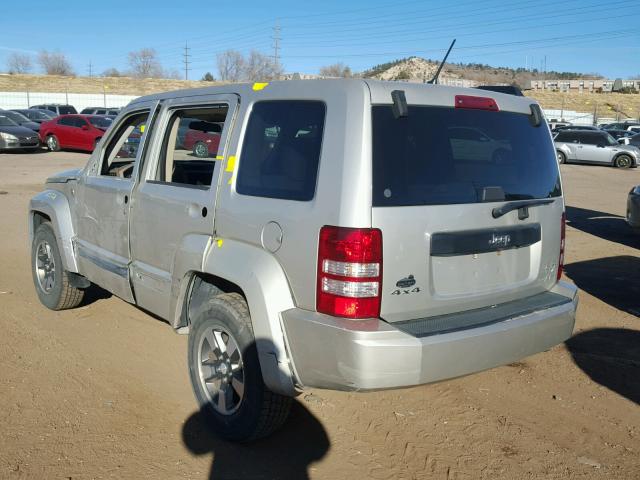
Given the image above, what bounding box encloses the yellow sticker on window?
[139,124,145,133]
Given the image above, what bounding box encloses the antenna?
[428,39,456,85]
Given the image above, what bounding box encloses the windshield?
[0,115,18,127]
[3,110,29,123]
[372,105,561,206]
[605,133,618,146]
[88,116,113,128]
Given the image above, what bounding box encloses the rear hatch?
[372,95,564,323]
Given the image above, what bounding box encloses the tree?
[319,62,352,78]
[38,50,74,76]
[6,52,33,74]
[201,72,215,81]
[127,48,163,78]
[243,50,282,81]
[102,67,122,77]
[216,50,244,82]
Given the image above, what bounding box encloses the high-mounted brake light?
[317,226,382,319]
[557,212,566,281]
[454,95,500,111]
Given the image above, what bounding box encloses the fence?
[0,91,138,111]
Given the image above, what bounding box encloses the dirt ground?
[1,151,639,480]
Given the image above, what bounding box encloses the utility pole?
[271,19,281,74]
[87,61,93,78]
[183,41,191,80]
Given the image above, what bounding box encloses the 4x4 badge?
[396,275,416,288]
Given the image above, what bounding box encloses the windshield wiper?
[492,199,555,219]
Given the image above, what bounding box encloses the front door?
[74,101,158,301]
[128,94,238,319]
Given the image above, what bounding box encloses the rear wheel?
[46,134,60,152]
[614,154,632,169]
[31,222,84,310]
[557,151,566,164]
[193,141,209,158]
[188,293,292,442]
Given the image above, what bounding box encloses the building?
[529,79,640,93]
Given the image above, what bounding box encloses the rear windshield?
[58,106,77,115]
[372,105,561,206]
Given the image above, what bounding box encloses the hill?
[0,73,219,96]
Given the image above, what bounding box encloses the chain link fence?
[0,91,138,111]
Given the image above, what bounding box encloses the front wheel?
[46,134,60,152]
[557,151,566,164]
[187,293,292,442]
[614,154,632,169]
[31,222,84,310]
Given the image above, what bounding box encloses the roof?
[131,78,537,114]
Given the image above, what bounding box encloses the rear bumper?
[282,281,578,391]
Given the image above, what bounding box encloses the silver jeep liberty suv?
[29,79,578,441]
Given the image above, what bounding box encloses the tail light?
[317,226,382,319]
[557,212,566,281]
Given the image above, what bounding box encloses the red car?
[182,120,222,158]
[39,114,113,152]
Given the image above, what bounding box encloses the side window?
[73,117,87,128]
[236,100,326,201]
[580,133,598,145]
[100,111,149,178]
[155,105,228,188]
[58,117,75,127]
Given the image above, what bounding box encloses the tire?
[188,292,292,442]
[31,222,84,310]
[46,134,60,152]
[557,151,566,164]
[614,154,632,169]
[193,141,209,158]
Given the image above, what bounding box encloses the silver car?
[28,80,578,441]
[554,129,639,168]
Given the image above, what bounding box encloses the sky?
[1,0,639,80]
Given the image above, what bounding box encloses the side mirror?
[596,143,605,148]
[81,124,89,131]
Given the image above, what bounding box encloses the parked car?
[554,130,638,167]
[182,120,222,157]
[11,108,58,123]
[28,80,577,442]
[0,109,42,132]
[628,133,640,149]
[606,129,637,144]
[0,114,40,152]
[551,125,601,134]
[39,114,113,152]
[80,107,121,116]
[476,85,524,96]
[628,185,640,229]
[627,125,640,134]
[548,120,571,130]
[30,104,77,115]
[601,121,640,130]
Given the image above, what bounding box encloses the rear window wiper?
[492,199,555,219]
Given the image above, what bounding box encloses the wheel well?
[613,152,635,166]
[180,272,246,329]
[32,211,51,233]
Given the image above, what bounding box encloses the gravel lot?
[1,150,638,479]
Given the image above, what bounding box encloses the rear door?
[371,101,564,322]
[128,94,237,319]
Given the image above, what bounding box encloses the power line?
[183,41,191,80]
[272,19,281,70]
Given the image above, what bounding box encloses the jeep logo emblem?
[489,233,511,249]
[396,275,416,288]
